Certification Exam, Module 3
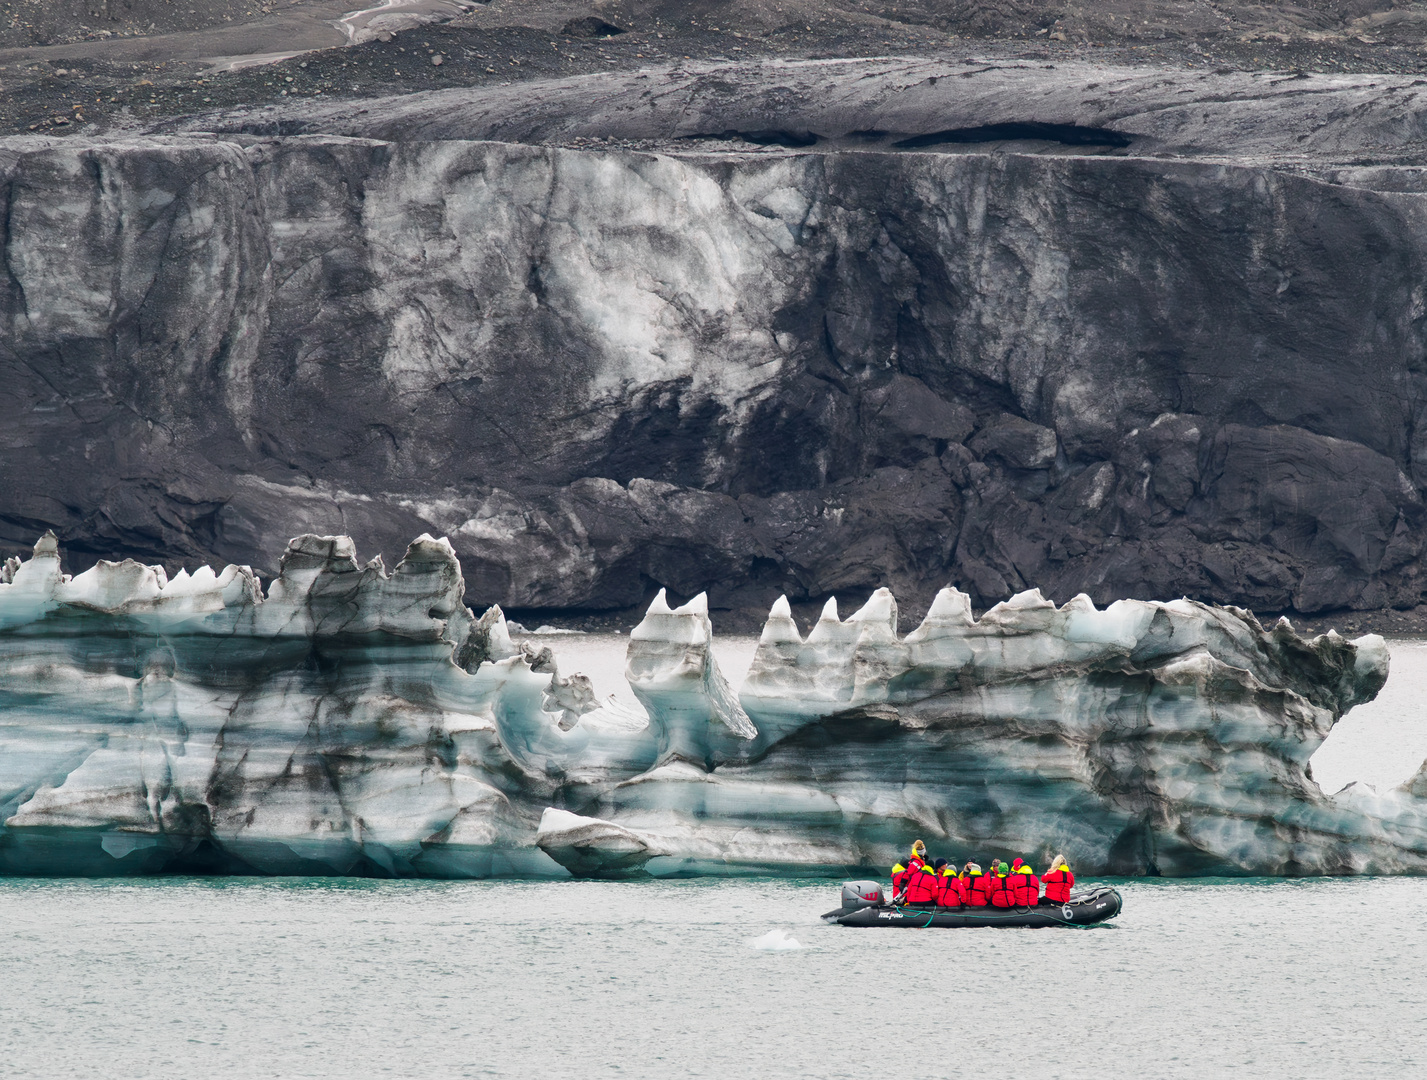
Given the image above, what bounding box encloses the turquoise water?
[2,875,1425,1078]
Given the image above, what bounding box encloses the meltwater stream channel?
[3,636,1427,1077]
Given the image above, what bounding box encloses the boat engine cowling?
[840,880,884,910]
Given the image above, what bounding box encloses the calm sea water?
[2,637,1425,1077]
[1,875,1424,1078]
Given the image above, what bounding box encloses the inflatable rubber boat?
[822,880,1123,928]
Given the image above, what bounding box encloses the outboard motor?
[840,880,884,911]
[822,880,886,921]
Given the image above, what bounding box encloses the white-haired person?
[1041,854,1074,905]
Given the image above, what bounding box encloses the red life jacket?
[965,872,993,907]
[1042,867,1074,903]
[1025,872,1041,905]
[989,872,1014,908]
[1008,869,1040,906]
[935,871,964,907]
[891,855,926,897]
[904,865,939,904]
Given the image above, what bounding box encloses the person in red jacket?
[962,862,993,907]
[933,860,964,907]
[890,840,928,900]
[988,859,1015,908]
[928,858,948,901]
[1023,861,1041,906]
[1007,858,1040,907]
[903,860,940,904]
[1041,854,1074,904]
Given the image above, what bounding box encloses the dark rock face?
[559,16,626,38]
[6,59,1427,620]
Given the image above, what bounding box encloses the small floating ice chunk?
[749,928,804,951]
[536,808,659,878]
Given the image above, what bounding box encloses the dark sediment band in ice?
[0,531,1421,878]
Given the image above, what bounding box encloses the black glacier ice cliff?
[7,58,1427,622]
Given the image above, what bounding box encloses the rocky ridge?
[8,53,1427,627]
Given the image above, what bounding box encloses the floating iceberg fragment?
[535,807,663,878]
[0,530,1421,877]
[749,929,805,951]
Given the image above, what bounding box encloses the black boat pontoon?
[822,880,1123,928]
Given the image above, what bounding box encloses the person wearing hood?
[1041,854,1075,904]
[903,855,941,905]
[891,840,929,901]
